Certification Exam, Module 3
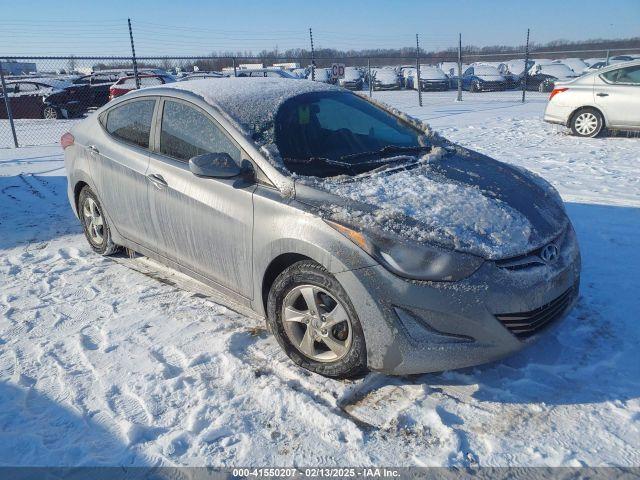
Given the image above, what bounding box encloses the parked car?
[371,68,401,90]
[0,78,88,119]
[63,78,580,378]
[544,60,640,137]
[291,68,308,79]
[178,72,226,81]
[72,71,122,108]
[109,74,176,100]
[311,68,333,83]
[553,58,588,75]
[526,64,579,92]
[440,62,468,89]
[235,68,298,79]
[462,65,507,92]
[337,67,363,90]
[405,66,449,91]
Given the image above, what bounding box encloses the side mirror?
[189,152,242,178]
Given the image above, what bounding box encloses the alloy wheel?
[43,107,58,119]
[281,284,352,362]
[83,197,105,245]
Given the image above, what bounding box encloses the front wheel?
[267,261,368,379]
[570,108,604,138]
[78,186,120,255]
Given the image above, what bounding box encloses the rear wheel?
[267,260,367,379]
[470,81,480,92]
[42,106,59,119]
[570,108,604,138]
[78,186,119,255]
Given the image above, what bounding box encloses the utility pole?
[128,18,140,89]
[309,27,316,81]
[457,33,463,102]
[521,28,530,103]
[0,61,18,147]
[416,34,422,107]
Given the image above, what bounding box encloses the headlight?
[325,220,484,281]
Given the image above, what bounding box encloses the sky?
[0,0,638,57]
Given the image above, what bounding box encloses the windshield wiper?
[340,145,432,163]
[283,157,355,174]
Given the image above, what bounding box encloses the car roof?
[7,77,71,89]
[594,58,640,73]
[139,77,340,138]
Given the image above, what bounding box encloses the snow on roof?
[162,77,339,140]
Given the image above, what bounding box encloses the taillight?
[61,132,74,149]
[549,87,568,101]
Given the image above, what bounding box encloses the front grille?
[495,287,575,339]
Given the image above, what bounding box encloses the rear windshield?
[275,91,424,177]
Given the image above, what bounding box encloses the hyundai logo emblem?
[540,243,559,263]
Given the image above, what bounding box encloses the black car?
[72,72,123,109]
[524,64,579,92]
[461,65,508,92]
[0,79,88,119]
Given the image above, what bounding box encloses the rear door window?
[105,99,156,148]
[601,65,640,85]
[159,100,241,163]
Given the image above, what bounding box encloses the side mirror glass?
[189,152,241,179]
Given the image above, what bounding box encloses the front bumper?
[419,81,449,91]
[335,225,581,375]
[373,83,400,91]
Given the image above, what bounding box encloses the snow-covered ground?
[0,92,638,467]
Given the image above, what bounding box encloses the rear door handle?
[147,173,168,189]
[596,93,609,97]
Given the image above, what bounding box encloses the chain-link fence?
[1,44,639,147]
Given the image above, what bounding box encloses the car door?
[595,64,640,127]
[147,98,255,298]
[91,97,158,247]
[11,82,43,118]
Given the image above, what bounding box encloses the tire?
[78,186,120,255]
[538,82,547,93]
[570,108,604,138]
[470,81,479,93]
[42,106,59,119]
[267,260,368,379]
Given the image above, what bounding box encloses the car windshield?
[474,66,501,76]
[275,91,426,177]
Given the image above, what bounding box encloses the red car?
[108,74,175,100]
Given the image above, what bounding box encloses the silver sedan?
[64,78,580,378]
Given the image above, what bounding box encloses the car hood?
[294,147,567,260]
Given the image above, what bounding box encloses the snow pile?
[317,149,533,259]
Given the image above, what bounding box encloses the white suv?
[543,60,640,137]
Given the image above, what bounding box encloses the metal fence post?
[605,49,610,65]
[521,28,530,103]
[457,33,463,102]
[416,34,423,107]
[367,58,372,97]
[128,18,140,89]
[309,27,315,81]
[232,57,237,77]
[0,61,19,148]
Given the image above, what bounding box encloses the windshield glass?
[275,91,425,177]
[474,66,501,76]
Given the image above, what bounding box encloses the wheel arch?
[261,252,315,315]
[568,104,607,128]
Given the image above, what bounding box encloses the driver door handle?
[147,173,168,189]
[596,93,609,97]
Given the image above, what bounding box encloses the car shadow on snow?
[0,381,137,466]
[370,202,640,407]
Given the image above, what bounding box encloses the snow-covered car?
[63,78,581,379]
[405,66,449,91]
[337,67,363,90]
[553,58,588,75]
[178,72,226,81]
[0,78,88,119]
[462,65,507,92]
[311,68,332,83]
[544,60,640,137]
[526,63,579,92]
[108,74,176,101]
[439,62,468,88]
[371,68,401,90]
[291,68,308,79]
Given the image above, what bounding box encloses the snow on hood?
[163,78,340,142]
